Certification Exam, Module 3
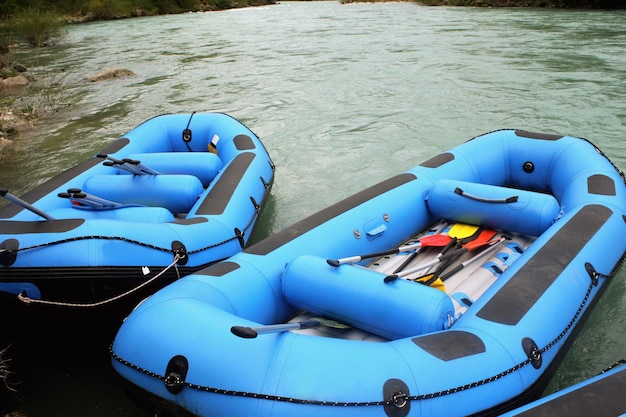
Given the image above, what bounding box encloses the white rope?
[17,255,181,308]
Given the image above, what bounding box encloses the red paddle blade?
[419,234,452,248]
[463,230,498,251]
[463,231,495,251]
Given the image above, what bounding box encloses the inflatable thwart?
[111,129,626,417]
[0,112,275,308]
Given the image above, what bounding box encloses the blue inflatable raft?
[111,129,625,417]
[0,112,274,307]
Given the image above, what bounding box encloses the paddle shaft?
[231,319,323,339]
[98,154,158,175]
[439,236,509,281]
[0,188,54,220]
[327,222,469,267]
[384,234,500,283]
[328,240,427,267]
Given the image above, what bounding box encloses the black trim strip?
[196,261,240,276]
[412,331,486,361]
[245,173,417,256]
[587,174,616,196]
[419,153,454,169]
[476,204,613,326]
[0,219,85,234]
[195,153,255,216]
[233,134,255,151]
[514,130,563,141]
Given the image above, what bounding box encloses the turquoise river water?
[1,2,625,415]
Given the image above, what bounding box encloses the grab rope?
[111,265,605,409]
[18,254,181,308]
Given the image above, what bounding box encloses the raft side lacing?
[17,254,181,308]
[110,269,605,408]
[600,358,626,374]
[5,202,261,256]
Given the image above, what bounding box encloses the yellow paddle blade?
[414,274,447,292]
[429,278,447,292]
[447,223,480,240]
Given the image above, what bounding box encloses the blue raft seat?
[126,152,223,187]
[282,255,455,340]
[48,206,175,223]
[83,174,204,214]
[427,179,562,236]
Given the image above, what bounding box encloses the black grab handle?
[454,187,518,204]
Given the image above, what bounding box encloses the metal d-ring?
[391,392,409,408]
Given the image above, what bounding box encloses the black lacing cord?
[5,204,261,256]
[110,270,603,409]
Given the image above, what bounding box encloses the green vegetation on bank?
[411,0,624,6]
[0,0,276,23]
[0,0,624,26]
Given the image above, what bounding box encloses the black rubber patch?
[522,337,542,369]
[245,173,417,256]
[196,261,240,277]
[420,152,454,168]
[0,219,85,234]
[383,378,411,417]
[172,217,208,225]
[0,238,19,267]
[476,204,612,325]
[412,331,486,361]
[512,366,626,416]
[233,134,255,151]
[164,355,188,395]
[195,152,255,216]
[171,241,188,266]
[587,174,616,196]
[514,130,563,141]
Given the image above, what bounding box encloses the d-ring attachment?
[391,392,409,408]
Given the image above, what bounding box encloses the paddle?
[438,235,510,282]
[383,228,497,283]
[327,222,478,267]
[427,228,497,276]
[231,318,350,339]
[0,188,54,220]
[122,158,160,175]
[97,154,159,175]
[392,225,490,277]
[326,234,452,267]
[59,188,124,209]
[417,235,508,288]
[390,224,481,274]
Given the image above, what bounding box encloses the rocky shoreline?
[0,63,33,150]
[0,64,137,153]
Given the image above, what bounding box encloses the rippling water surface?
[2,2,625,415]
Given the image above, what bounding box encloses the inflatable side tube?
[83,174,203,214]
[282,255,455,340]
[427,179,561,236]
